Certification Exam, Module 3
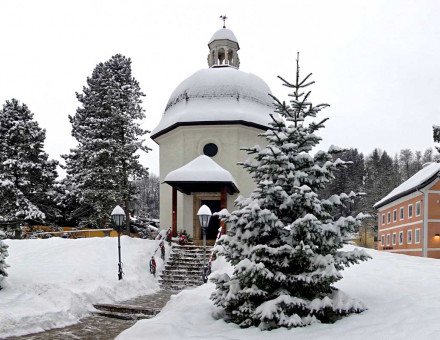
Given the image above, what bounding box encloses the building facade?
[150,27,274,241]
[375,163,440,258]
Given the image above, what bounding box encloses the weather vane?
[220,15,228,28]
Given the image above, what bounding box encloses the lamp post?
[111,205,126,280]
[197,205,212,283]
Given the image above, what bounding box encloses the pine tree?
[0,99,59,235]
[211,54,370,330]
[0,231,9,289]
[63,54,149,229]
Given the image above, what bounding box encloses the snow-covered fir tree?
[211,54,370,330]
[63,54,149,229]
[0,99,59,236]
[0,231,8,289]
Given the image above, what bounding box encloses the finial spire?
[219,15,228,28]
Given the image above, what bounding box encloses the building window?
[382,214,385,226]
[416,201,421,217]
[400,207,404,220]
[399,231,403,245]
[381,235,385,246]
[387,234,390,246]
[392,232,397,245]
[408,204,413,218]
[387,212,391,224]
[203,143,218,157]
[407,230,412,244]
[393,210,397,222]
[415,228,420,244]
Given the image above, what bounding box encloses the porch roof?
[164,155,239,195]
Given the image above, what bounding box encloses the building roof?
[208,28,238,44]
[374,162,440,209]
[151,67,274,140]
[163,155,239,194]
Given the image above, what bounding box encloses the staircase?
[159,244,213,291]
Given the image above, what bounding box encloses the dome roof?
[151,67,274,139]
[208,28,238,44]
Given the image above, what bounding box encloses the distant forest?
[319,146,440,244]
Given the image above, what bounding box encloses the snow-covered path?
[0,237,167,338]
[118,246,440,340]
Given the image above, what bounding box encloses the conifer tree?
[0,231,8,289]
[0,99,58,235]
[211,54,370,330]
[63,54,149,229]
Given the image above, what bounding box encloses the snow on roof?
[208,28,238,44]
[151,67,274,139]
[197,204,212,216]
[111,205,125,216]
[374,162,440,208]
[164,155,238,186]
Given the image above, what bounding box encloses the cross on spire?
[219,15,228,28]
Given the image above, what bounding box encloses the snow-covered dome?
[151,66,274,139]
[208,28,238,45]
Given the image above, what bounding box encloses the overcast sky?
[1,0,439,177]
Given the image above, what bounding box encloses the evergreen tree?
[0,99,58,235]
[0,231,8,289]
[211,55,370,330]
[399,149,414,180]
[63,54,149,229]
[131,174,160,219]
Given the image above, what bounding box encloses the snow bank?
[0,237,167,338]
[118,246,440,340]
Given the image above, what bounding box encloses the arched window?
[227,49,233,65]
[218,48,225,65]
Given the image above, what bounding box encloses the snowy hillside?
[118,246,440,340]
[0,237,166,338]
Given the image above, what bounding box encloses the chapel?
[151,24,274,241]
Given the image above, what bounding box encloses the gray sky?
[1,0,439,177]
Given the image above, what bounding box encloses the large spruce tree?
[211,55,370,330]
[0,99,58,235]
[64,54,149,229]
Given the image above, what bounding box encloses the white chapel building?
[150,26,274,241]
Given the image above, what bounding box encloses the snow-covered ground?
[0,237,166,338]
[118,246,440,340]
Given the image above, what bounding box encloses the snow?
[374,162,440,208]
[197,204,212,216]
[164,155,238,186]
[151,67,274,138]
[111,205,125,216]
[118,246,440,339]
[208,28,238,44]
[0,237,167,338]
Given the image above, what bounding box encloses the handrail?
[208,226,223,271]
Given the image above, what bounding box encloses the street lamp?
[111,205,126,280]
[197,205,212,283]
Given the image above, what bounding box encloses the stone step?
[93,303,159,316]
[160,269,203,277]
[173,245,213,251]
[160,283,199,291]
[93,310,152,321]
[165,262,206,268]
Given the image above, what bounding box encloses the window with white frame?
[382,214,385,226]
[408,204,413,218]
[416,201,421,217]
[387,234,390,246]
[393,210,397,222]
[407,230,412,244]
[387,212,391,223]
[392,232,397,245]
[399,231,403,245]
[381,235,385,246]
[400,207,404,220]
[415,228,420,244]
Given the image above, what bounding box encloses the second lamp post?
[197,205,212,283]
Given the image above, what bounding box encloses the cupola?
[207,22,240,68]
